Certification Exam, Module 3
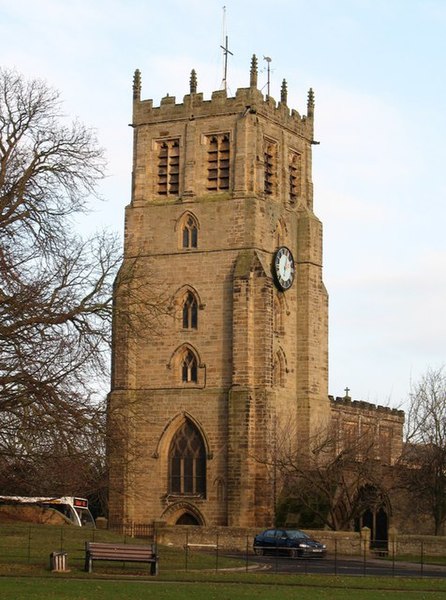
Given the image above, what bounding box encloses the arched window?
[182,292,198,329]
[181,349,198,383]
[181,215,197,249]
[169,420,206,496]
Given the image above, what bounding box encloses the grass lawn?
[1,524,446,599]
[1,576,446,600]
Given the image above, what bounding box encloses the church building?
[107,56,403,531]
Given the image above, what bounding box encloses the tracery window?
[182,292,198,329]
[169,420,206,496]
[206,134,230,191]
[181,214,198,249]
[157,139,180,196]
[181,349,198,383]
[264,139,277,196]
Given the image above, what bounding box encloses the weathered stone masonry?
[107,55,403,529]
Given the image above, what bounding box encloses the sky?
[1,0,445,410]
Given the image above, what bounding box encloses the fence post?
[215,531,219,573]
[245,535,249,572]
[360,527,370,576]
[420,539,424,578]
[388,526,397,578]
[27,526,31,564]
[334,537,338,576]
[185,529,189,572]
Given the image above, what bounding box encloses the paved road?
[226,553,446,579]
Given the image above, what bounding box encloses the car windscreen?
[285,530,309,539]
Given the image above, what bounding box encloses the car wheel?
[254,547,264,556]
[290,548,299,559]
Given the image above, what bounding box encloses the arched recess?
[273,293,285,335]
[273,347,287,388]
[168,343,202,384]
[214,477,226,502]
[176,211,200,249]
[161,501,206,526]
[174,285,202,330]
[354,485,391,550]
[275,217,288,247]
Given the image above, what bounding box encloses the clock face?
[274,246,295,291]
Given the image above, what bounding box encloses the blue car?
[253,528,327,558]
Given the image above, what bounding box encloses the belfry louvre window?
[157,139,180,195]
[264,140,277,196]
[183,292,198,329]
[169,420,206,496]
[289,151,302,203]
[206,134,230,191]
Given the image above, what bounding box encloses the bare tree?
[0,68,171,510]
[265,421,386,531]
[401,366,446,535]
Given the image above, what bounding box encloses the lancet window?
[182,292,198,329]
[181,349,198,383]
[181,214,198,249]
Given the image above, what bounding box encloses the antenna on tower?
[263,56,272,100]
[220,5,233,92]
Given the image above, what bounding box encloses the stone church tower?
[108,56,330,527]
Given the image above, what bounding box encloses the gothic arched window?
[182,214,198,249]
[169,420,206,496]
[182,292,198,329]
[181,349,198,383]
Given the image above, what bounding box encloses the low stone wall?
[154,524,446,557]
[154,523,365,556]
[388,529,446,557]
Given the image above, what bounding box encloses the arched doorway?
[161,502,206,526]
[176,512,201,525]
[354,486,389,550]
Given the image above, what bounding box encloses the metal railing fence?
[0,524,445,579]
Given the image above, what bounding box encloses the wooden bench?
[84,541,158,575]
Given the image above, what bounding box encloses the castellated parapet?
[330,396,404,465]
[132,57,314,142]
